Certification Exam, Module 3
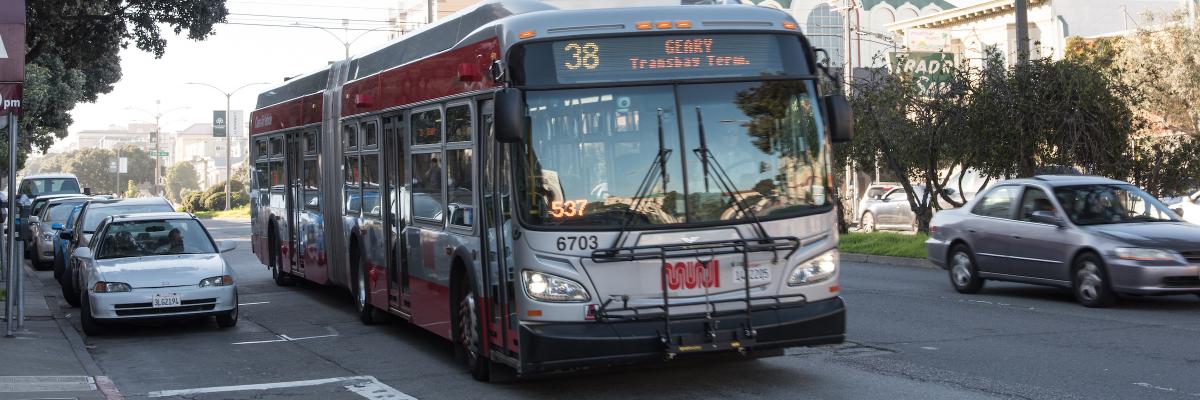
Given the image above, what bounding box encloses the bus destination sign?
[546,34,791,84]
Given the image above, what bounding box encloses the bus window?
[363,121,379,149]
[362,153,381,216]
[411,152,443,221]
[270,137,283,157]
[344,154,361,215]
[304,131,318,154]
[343,124,358,149]
[446,104,471,143]
[446,149,473,227]
[256,139,268,160]
[412,109,442,145]
[303,158,320,210]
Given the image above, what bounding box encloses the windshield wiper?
[609,108,672,250]
[692,107,771,241]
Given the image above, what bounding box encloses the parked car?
[18,173,82,200]
[1167,190,1200,224]
[926,175,1200,307]
[20,193,83,256]
[859,185,931,232]
[29,196,90,269]
[73,212,238,335]
[54,204,85,281]
[61,197,175,306]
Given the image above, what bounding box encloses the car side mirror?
[871,194,883,200]
[59,230,73,240]
[51,223,63,230]
[1030,211,1064,226]
[218,240,237,253]
[28,216,39,224]
[494,87,527,143]
[824,93,854,143]
[73,247,93,260]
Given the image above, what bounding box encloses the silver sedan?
[72,212,239,335]
[926,175,1200,307]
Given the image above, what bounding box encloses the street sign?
[889,52,958,93]
[230,110,244,136]
[118,157,128,174]
[0,0,26,117]
[157,151,169,157]
[213,110,227,137]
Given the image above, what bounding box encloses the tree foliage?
[12,1,228,168]
[1117,12,1200,134]
[165,162,199,203]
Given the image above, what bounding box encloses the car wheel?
[52,252,64,281]
[949,245,985,294]
[860,212,877,232]
[458,280,490,382]
[1073,254,1116,308]
[216,306,239,328]
[353,255,378,325]
[61,262,81,307]
[80,293,104,336]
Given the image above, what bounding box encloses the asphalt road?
[35,219,1200,399]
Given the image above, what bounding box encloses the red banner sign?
[0,0,26,117]
[0,83,20,116]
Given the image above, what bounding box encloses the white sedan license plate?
[152,293,182,308]
[733,266,771,283]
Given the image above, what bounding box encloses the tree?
[124,180,138,198]
[165,162,200,203]
[1117,12,1200,134]
[11,1,228,170]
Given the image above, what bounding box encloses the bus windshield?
[516,80,830,229]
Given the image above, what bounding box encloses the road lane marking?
[232,333,339,345]
[147,376,417,399]
[344,376,416,400]
[238,301,270,306]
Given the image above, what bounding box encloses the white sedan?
[72,212,238,335]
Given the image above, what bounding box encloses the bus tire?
[352,249,379,325]
[270,226,292,287]
[457,276,490,382]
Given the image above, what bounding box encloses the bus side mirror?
[495,88,527,143]
[825,94,854,143]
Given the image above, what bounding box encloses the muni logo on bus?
[665,260,720,290]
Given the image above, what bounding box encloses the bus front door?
[480,101,518,356]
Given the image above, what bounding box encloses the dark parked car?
[926,175,1200,307]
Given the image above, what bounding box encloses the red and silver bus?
[249,0,852,380]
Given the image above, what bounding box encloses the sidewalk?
[0,260,111,400]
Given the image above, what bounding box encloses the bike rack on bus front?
[590,236,806,357]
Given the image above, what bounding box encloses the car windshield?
[23,178,81,197]
[45,201,85,223]
[83,203,174,233]
[95,219,216,259]
[516,80,830,228]
[1053,184,1177,226]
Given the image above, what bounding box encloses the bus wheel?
[270,234,291,287]
[353,255,378,325]
[458,280,490,381]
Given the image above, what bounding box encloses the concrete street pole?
[1015,0,1030,65]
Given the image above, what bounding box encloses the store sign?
[889,52,958,93]
[904,29,951,52]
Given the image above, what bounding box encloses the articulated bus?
[249,0,853,380]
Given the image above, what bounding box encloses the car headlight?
[788,249,838,286]
[522,270,590,302]
[41,233,55,242]
[93,282,131,293]
[199,275,234,287]
[1114,248,1180,262]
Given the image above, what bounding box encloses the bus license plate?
[152,293,182,308]
[733,267,771,283]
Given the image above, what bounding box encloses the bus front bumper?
[517,296,845,374]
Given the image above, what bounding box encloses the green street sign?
[148,150,168,157]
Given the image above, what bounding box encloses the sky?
[59,0,984,152]
[58,0,412,151]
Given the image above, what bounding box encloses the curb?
[842,253,938,270]
[25,262,107,378]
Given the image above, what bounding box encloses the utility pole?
[1015,0,1030,65]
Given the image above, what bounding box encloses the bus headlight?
[522,270,590,302]
[787,249,838,286]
